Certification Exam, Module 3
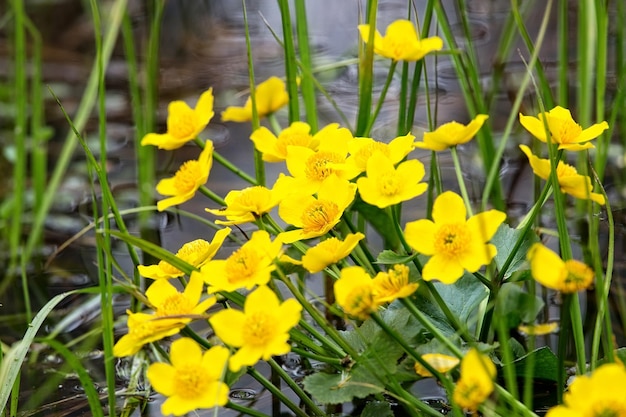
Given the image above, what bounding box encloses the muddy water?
[1,0,624,415]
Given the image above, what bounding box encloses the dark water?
[1,0,624,415]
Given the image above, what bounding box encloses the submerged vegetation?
[2,0,626,416]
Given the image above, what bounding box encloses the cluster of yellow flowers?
[113,18,616,417]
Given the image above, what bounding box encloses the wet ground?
[1,0,625,415]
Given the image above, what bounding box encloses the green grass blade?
[355,0,378,136]
[278,0,300,123]
[294,0,318,131]
[0,291,78,414]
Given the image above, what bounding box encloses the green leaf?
[413,273,489,336]
[494,283,544,329]
[376,250,417,265]
[361,401,394,417]
[303,370,384,404]
[492,223,539,278]
[509,346,559,382]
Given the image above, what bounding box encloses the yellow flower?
[346,134,416,173]
[518,322,559,336]
[141,88,215,150]
[202,230,283,293]
[147,271,216,318]
[526,243,594,293]
[358,19,443,62]
[453,348,496,411]
[147,338,230,416]
[277,175,357,244]
[209,285,302,372]
[334,266,380,320]
[414,353,460,377]
[519,106,609,151]
[137,228,231,280]
[372,264,419,303]
[299,232,365,273]
[205,185,283,225]
[156,141,214,211]
[356,152,428,208]
[221,76,288,122]
[113,273,216,357]
[519,144,605,205]
[113,311,185,357]
[275,125,359,195]
[545,362,626,417]
[250,121,343,162]
[414,114,489,151]
[404,191,506,284]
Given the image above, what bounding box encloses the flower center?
[173,364,211,399]
[277,131,314,156]
[376,264,409,295]
[344,285,376,319]
[170,109,198,139]
[377,171,401,196]
[304,151,344,181]
[176,239,212,266]
[301,201,339,234]
[562,260,594,292]
[155,293,194,317]
[590,400,626,417]
[225,246,262,283]
[173,160,202,193]
[242,311,276,346]
[433,223,471,258]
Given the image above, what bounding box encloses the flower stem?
[450,146,473,217]
[268,358,326,417]
[225,402,272,417]
[267,113,282,136]
[247,367,313,417]
[198,185,226,206]
[363,60,398,136]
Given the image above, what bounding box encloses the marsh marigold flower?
[156,140,214,211]
[545,361,626,417]
[518,322,559,336]
[298,232,365,273]
[357,152,428,208]
[205,185,284,225]
[519,106,609,151]
[346,134,415,173]
[453,348,496,411]
[113,273,216,357]
[526,243,594,293]
[358,19,443,62]
[519,144,605,205]
[137,228,231,280]
[202,230,283,293]
[278,175,357,244]
[414,114,489,151]
[250,121,342,162]
[414,353,460,378]
[334,266,381,320]
[147,338,230,416]
[113,311,185,357]
[221,76,288,122]
[141,88,215,150]
[404,191,506,284]
[372,264,419,303]
[210,285,302,372]
[275,125,359,195]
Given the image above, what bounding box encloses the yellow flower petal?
[414,353,460,377]
[415,115,488,150]
[221,76,288,122]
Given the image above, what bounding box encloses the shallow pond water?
[1,0,625,416]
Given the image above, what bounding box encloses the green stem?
[194,138,257,185]
[247,367,313,417]
[450,146,473,217]
[268,358,326,416]
[198,185,226,206]
[225,402,272,417]
[363,60,398,136]
[355,0,378,136]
